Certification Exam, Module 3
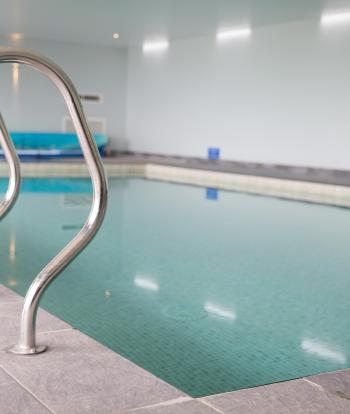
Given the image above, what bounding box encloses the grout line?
[0,364,56,414]
[125,396,193,412]
[198,399,226,413]
[303,378,325,392]
[197,387,244,399]
[197,377,313,400]
[303,377,350,402]
[0,366,15,387]
[38,327,75,335]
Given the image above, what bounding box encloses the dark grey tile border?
[124,399,219,413]
[306,369,350,401]
[0,286,71,339]
[0,330,185,414]
[0,367,14,387]
[0,285,186,414]
[0,285,23,303]
[201,378,350,414]
[1,284,350,414]
[0,367,52,414]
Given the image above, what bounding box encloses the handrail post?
[0,113,21,219]
[0,48,108,355]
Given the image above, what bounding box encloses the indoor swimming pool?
[1,177,350,397]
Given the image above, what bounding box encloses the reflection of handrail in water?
[0,113,21,219]
[0,48,108,355]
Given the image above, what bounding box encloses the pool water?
[1,177,350,397]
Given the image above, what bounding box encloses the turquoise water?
[1,177,350,397]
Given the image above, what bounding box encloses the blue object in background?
[0,132,108,159]
[206,188,219,200]
[208,147,220,161]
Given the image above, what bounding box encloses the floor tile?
[0,329,185,414]
[202,379,350,414]
[0,367,13,386]
[0,300,71,340]
[0,367,51,413]
[126,400,218,413]
[307,369,350,400]
[0,285,23,303]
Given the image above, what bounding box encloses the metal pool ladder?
[0,113,21,219]
[0,48,108,355]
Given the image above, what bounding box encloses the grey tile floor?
[0,368,51,414]
[202,378,350,414]
[125,399,218,413]
[1,284,350,414]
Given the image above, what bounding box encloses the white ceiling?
[1,0,350,47]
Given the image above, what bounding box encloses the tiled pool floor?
[1,285,350,413]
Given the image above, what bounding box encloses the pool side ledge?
[1,160,350,208]
[1,284,350,413]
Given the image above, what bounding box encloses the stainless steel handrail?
[0,113,21,219]
[0,48,108,355]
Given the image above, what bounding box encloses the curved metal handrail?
[0,113,21,219]
[0,48,108,355]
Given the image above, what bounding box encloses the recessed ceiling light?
[216,27,252,41]
[10,33,23,41]
[112,33,120,39]
[321,10,350,26]
[142,40,169,53]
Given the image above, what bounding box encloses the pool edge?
[1,284,350,413]
[1,161,350,208]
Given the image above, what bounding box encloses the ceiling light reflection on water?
[204,301,236,321]
[301,338,346,365]
[134,276,159,292]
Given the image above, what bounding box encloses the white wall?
[126,19,350,169]
[1,19,350,169]
[0,37,127,150]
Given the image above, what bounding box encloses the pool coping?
[1,160,350,208]
[1,284,350,413]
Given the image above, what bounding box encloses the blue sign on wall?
[208,147,220,160]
